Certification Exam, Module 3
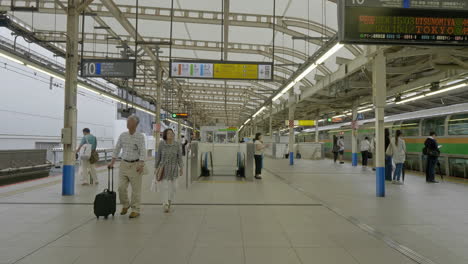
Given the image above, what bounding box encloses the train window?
[400,119,420,136]
[422,117,445,136]
[448,158,467,179]
[405,154,420,172]
[448,114,468,135]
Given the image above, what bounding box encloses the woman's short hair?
[162,128,174,140]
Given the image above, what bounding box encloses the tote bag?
[80,137,92,160]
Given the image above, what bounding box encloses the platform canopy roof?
[1,0,468,129]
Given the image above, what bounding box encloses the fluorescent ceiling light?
[272,43,344,104]
[294,64,317,83]
[26,64,65,81]
[78,84,99,95]
[332,114,345,118]
[444,79,464,86]
[358,108,373,113]
[426,83,467,96]
[316,43,344,65]
[244,118,251,125]
[0,52,24,65]
[253,106,267,118]
[273,82,295,101]
[396,94,426,104]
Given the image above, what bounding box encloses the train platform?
[0,158,466,264]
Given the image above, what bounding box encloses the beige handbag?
[156,166,165,181]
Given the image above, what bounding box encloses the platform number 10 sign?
[82,62,98,76]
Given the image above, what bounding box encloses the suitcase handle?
[107,167,114,192]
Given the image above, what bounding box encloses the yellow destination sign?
[284,120,315,126]
[298,120,315,126]
[213,63,258,79]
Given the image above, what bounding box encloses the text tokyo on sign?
[338,0,468,45]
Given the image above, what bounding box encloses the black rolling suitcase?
[93,167,116,219]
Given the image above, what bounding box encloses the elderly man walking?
[108,115,146,218]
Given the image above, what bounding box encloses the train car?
[296,106,468,179]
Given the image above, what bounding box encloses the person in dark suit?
[384,128,392,181]
[424,131,440,183]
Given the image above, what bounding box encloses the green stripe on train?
[406,143,468,155]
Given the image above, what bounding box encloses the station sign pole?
[288,91,296,165]
[352,101,358,167]
[61,0,80,195]
[373,49,386,197]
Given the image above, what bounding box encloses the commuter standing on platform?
[76,128,98,185]
[108,115,146,219]
[424,131,440,183]
[385,128,393,181]
[181,135,188,156]
[332,135,339,163]
[387,130,406,185]
[254,133,266,179]
[360,136,371,168]
[370,134,376,171]
[155,128,183,213]
[337,136,345,164]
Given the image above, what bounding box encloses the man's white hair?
[128,114,140,125]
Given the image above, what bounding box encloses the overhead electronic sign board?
[81,59,136,78]
[338,0,468,45]
[283,120,316,126]
[172,113,189,119]
[170,60,273,81]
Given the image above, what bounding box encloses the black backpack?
[422,147,428,155]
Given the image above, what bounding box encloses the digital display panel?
[81,59,136,78]
[172,113,189,119]
[339,0,468,45]
[170,60,273,80]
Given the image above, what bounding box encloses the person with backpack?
[424,131,440,183]
[386,130,406,184]
[76,128,98,185]
[360,136,371,168]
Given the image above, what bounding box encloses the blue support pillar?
[288,90,296,167]
[376,167,385,197]
[62,165,75,195]
[352,153,358,166]
[373,49,387,197]
[61,0,80,196]
[351,101,358,167]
